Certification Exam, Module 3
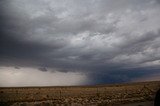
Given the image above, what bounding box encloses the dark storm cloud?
[156,0,160,3]
[0,0,160,84]
[14,66,20,69]
[0,33,56,67]
[38,67,48,72]
[89,68,160,85]
[0,1,67,67]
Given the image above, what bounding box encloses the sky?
[0,0,160,87]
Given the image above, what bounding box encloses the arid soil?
[0,81,160,106]
[118,101,154,106]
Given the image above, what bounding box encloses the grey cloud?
[0,0,160,84]
[14,66,20,69]
[156,0,160,3]
[113,31,160,64]
[38,67,48,72]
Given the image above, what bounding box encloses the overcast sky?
[0,0,160,87]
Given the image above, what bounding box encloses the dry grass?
[0,81,160,106]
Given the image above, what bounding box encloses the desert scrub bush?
[41,102,50,106]
[33,103,41,106]
[20,103,27,106]
[46,95,49,98]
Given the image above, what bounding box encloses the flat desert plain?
[0,81,160,106]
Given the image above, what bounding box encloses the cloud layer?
[0,0,160,86]
[0,67,88,87]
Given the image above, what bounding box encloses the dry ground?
[0,81,160,106]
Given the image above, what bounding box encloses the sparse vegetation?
[0,81,160,106]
